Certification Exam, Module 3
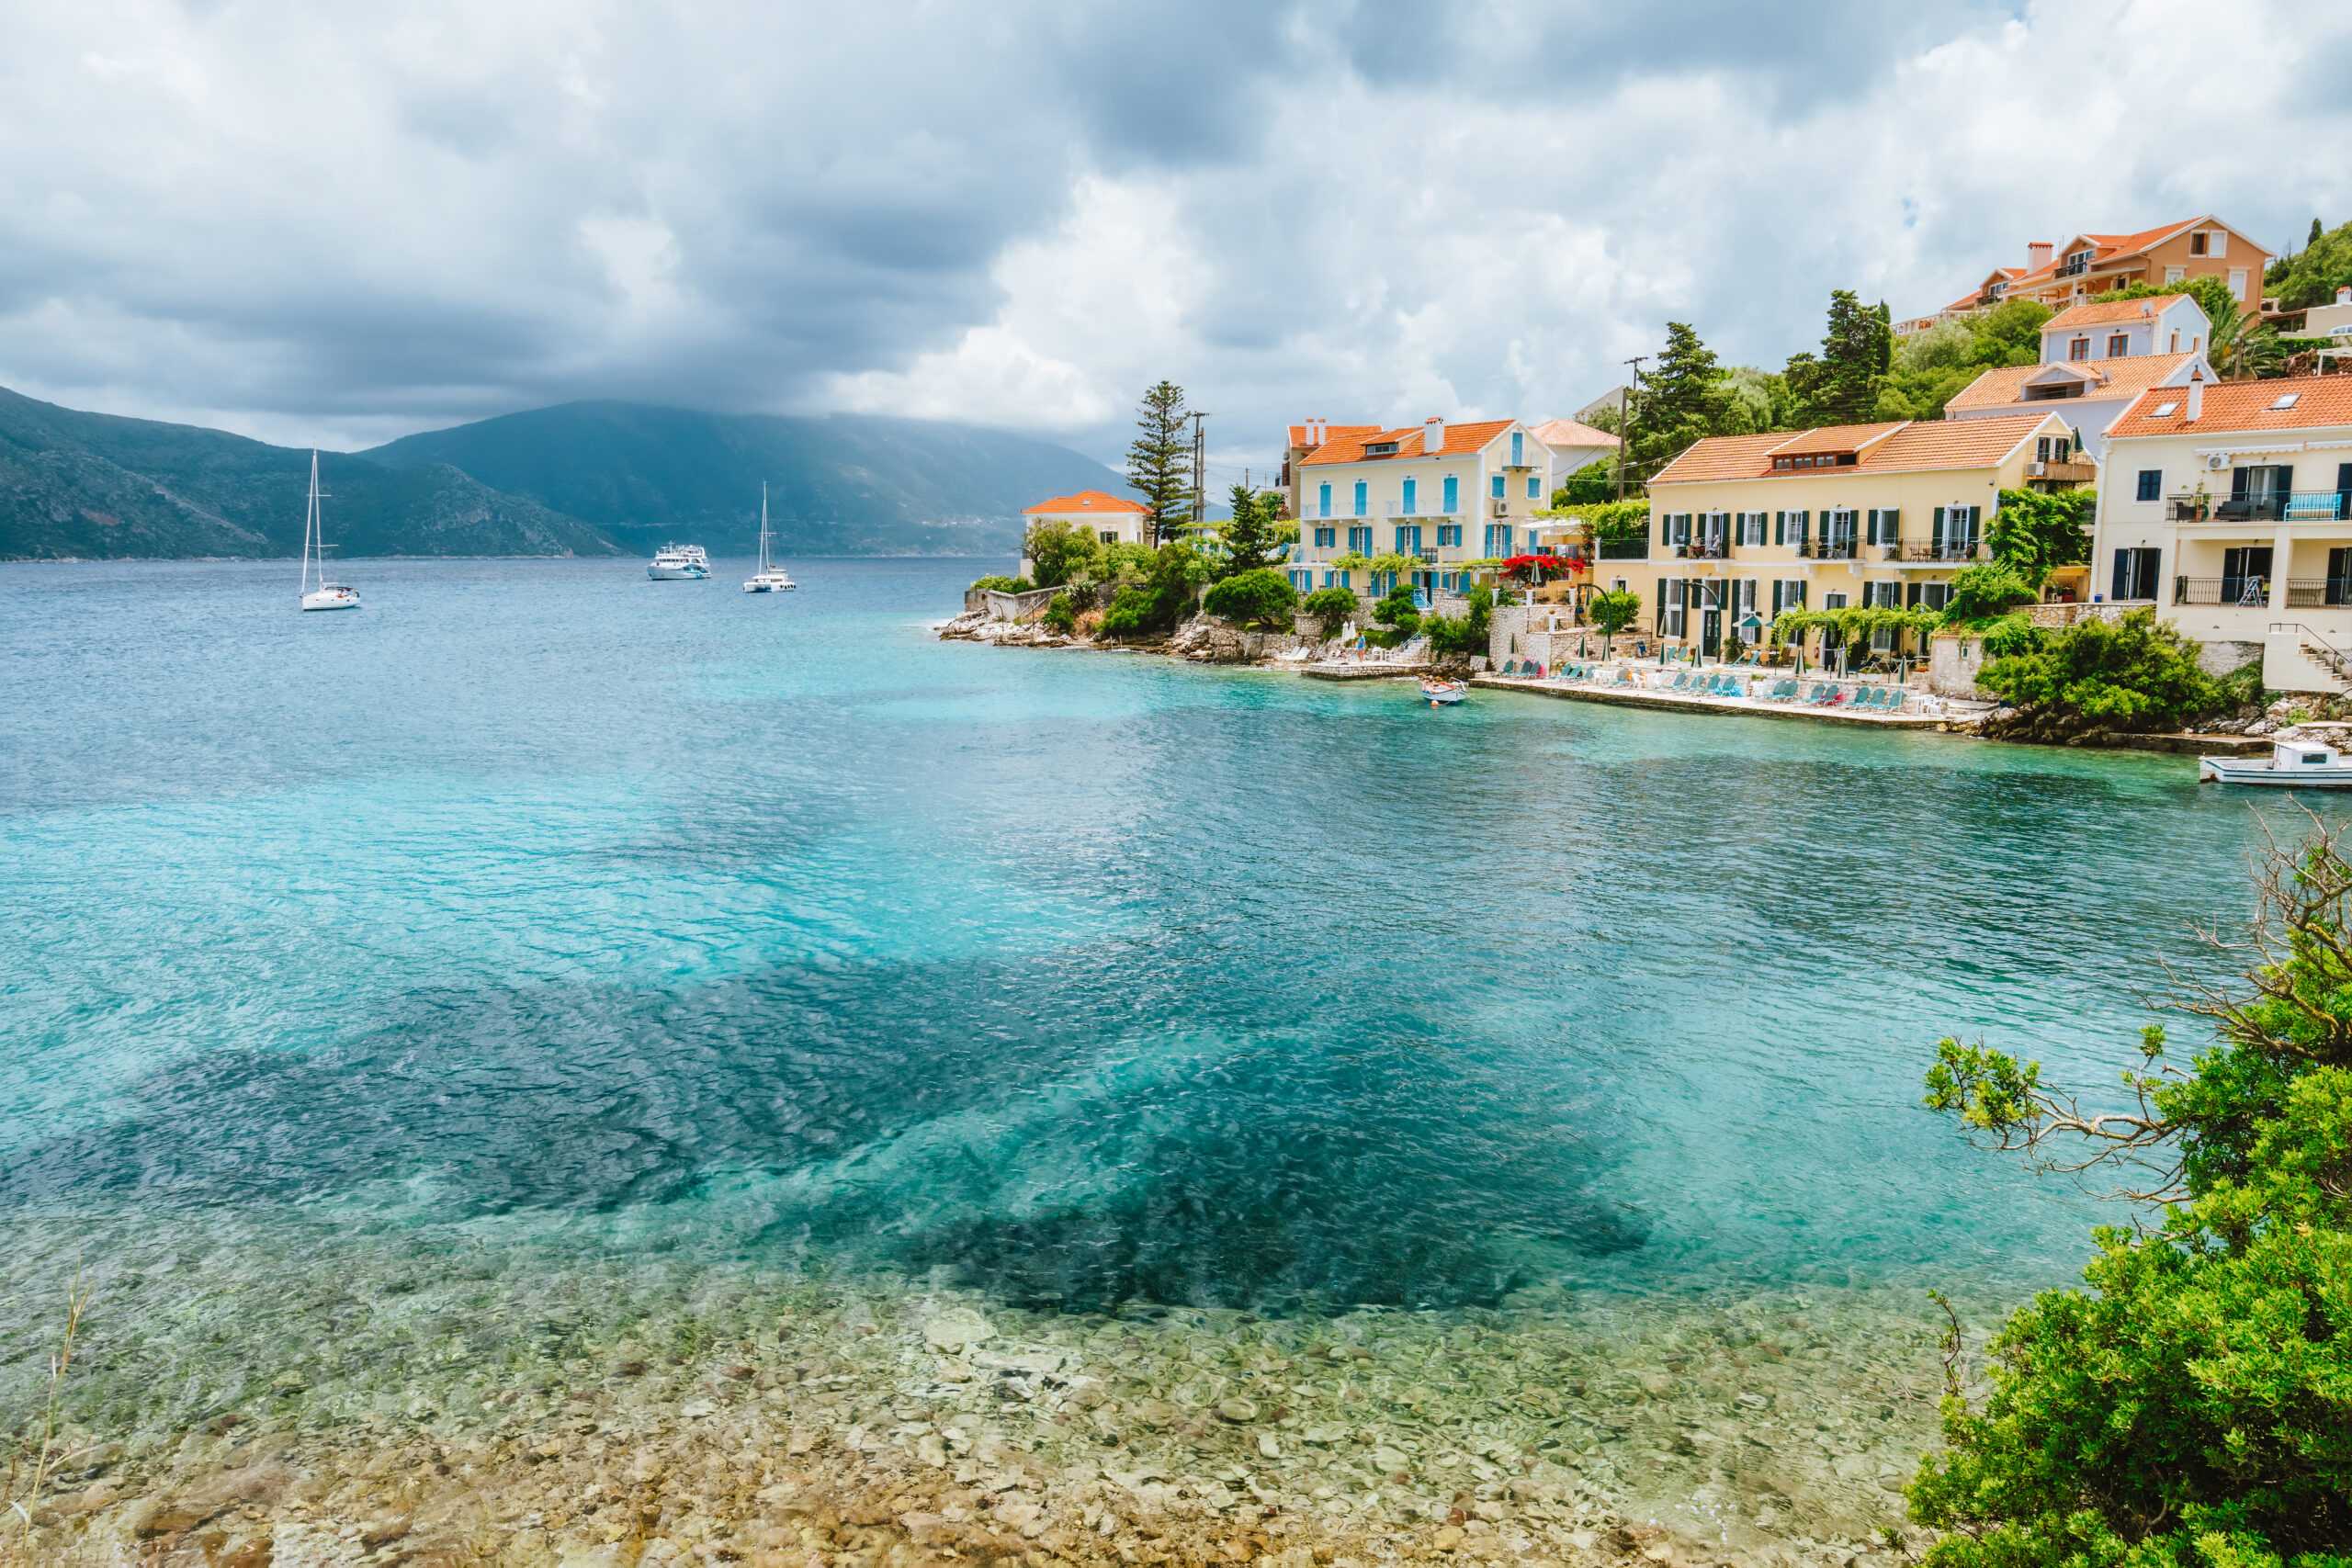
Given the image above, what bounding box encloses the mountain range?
[0,387,1134,560]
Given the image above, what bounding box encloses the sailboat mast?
[303,450,320,594]
[761,482,771,572]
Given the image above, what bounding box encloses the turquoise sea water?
[0,556,2317,1438]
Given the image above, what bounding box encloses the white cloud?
[0,0,2346,463]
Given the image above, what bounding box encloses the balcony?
[1597,537,1649,560]
[2175,577,2275,606]
[1674,541,1731,560]
[1889,541,1986,564]
[1386,502,1463,518]
[1793,538,1861,560]
[2025,459,2098,484]
[2178,491,2352,524]
[2285,579,2352,609]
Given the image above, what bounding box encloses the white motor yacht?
[298,451,360,612]
[649,544,710,580]
[744,484,796,592]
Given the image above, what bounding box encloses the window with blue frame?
[1526,475,1541,500]
[1438,524,1462,547]
[1442,475,1458,513]
[1318,482,1332,518]
[1490,474,1506,500]
[1486,525,1513,555]
[1510,431,1523,466]
[1313,525,1335,547]
[1353,480,1368,516]
[1396,525,1421,553]
[1349,525,1373,553]
[1402,478,1418,513]
[2136,468,2162,502]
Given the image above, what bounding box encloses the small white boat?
[2199,739,2352,787]
[743,484,795,592]
[649,544,709,581]
[298,450,359,612]
[1420,678,1468,706]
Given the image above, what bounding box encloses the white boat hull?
[648,563,707,581]
[1420,681,1468,705]
[301,587,360,612]
[2199,755,2352,787]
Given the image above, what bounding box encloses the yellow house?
[1294,417,1555,599]
[1638,411,2077,658]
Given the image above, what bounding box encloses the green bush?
[1023,520,1101,589]
[1097,586,1156,639]
[1301,586,1360,637]
[1550,459,1619,507]
[1911,827,2352,1568]
[1944,562,2040,624]
[1371,584,1421,643]
[1589,588,1641,642]
[1041,593,1078,636]
[1975,607,2220,732]
[1202,568,1297,629]
[1423,585,1495,658]
[969,574,1032,593]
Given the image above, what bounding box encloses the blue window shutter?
[1403,478,1417,513]
[1354,481,1367,516]
[1443,475,1458,513]
[1528,475,1541,500]
[1319,483,1331,518]
[1511,431,1523,466]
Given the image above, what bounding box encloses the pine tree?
[1626,322,1728,480]
[1786,290,1891,427]
[1218,484,1287,577]
[1125,381,1193,546]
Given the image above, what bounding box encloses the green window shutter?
[1931,507,1946,550]
[1656,577,1666,629]
[1773,510,1784,546]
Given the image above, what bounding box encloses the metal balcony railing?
[1794,538,1861,560]
[1597,538,1649,560]
[1675,541,1731,559]
[1891,541,1985,563]
[2201,491,2352,523]
[2175,577,2273,606]
[2283,579,2352,609]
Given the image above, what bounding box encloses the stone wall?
[1926,629,1988,699]
[964,585,1063,621]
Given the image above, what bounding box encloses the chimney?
[2186,367,2204,423]
[2027,241,2052,273]
[1424,415,1444,454]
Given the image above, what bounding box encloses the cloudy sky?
[6,0,2350,483]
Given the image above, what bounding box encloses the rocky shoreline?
[5,1242,1983,1568]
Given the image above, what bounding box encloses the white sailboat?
[743,483,795,592]
[298,450,360,612]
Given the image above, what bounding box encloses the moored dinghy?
[1420,677,1468,706]
[2199,738,2352,788]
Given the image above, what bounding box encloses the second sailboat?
[744,482,795,592]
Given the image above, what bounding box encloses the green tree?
[2207,290,2288,380]
[2271,220,2352,311]
[1911,824,2352,1568]
[1985,488,2095,585]
[1627,322,1731,480]
[1943,561,2041,623]
[1041,592,1078,636]
[1300,585,1360,637]
[1422,584,1494,657]
[1874,299,2054,422]
[1022,519,1101,589]
[1588,587,1641,657]
[1125,381,1194,544]
[1201,568,1296,629]
[1219,484,1288,577]
[1973,607,2220,734]
[1786,290,1894,427]
[1551,458,1617,507]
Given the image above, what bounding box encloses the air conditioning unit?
[2026,461,2047,477]
[1491,498,1508,515]
[2207,453,2228,470]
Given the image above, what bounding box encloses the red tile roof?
[1529,418,1618,448]
[2042,294,2191,332]
[2108,375,2352,441]
[1023,489,1148,515]
[1651,412,2062,485]
[1297,419,1519,465]
[1944,352,2203,412]
[1286,423,1382,450]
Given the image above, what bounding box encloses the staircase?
[2270,622,2352,691]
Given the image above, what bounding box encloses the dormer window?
[1770,452,1859,471]
[1363,441,1399,456]
[2271,393,2301,410]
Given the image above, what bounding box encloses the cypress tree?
[1125,381,1194,546]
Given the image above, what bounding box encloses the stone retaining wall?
[964,585,1063,621]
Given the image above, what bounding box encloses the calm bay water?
[0,555,2312,1450]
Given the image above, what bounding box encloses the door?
[2222,547,2273,606]
[2112,547,2161,602]
[1702,608,1722,658]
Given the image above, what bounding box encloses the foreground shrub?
[1943,562,2040,624]
[1976,607,2220,734]
[1912,827,2352,1568]
[1301,586,1360,636]
[969,574,1033,593]
[1041,593,1078,636]
[1202,568,1297,630]
[1423,585,1494,658]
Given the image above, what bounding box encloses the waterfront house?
[1943,294,2213,459]
[1294,418,1557,600]
[1018,490,1150,579]
[1280,421,1383,525]
[1896,217,2273,335]
[2089,372,2352,691]
[1641,411,2078,660]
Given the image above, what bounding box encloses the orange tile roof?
[1023,489,1148,515]
[2108,375,2352,441]
[1297,419,1519,465]
[1652,412,2062,485]
[2042,295,2190,332]
[1529,417,1618,448]
[1944,352,2203,412]
[1285,423,1381,450]
[1769,422,1907,457]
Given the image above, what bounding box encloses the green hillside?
[360,401,1136,556]
[0,385,617,560]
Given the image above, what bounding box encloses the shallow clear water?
[0,556,2312,1441]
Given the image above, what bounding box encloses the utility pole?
[1190,412,1210,531]
[1617,355,1646,502]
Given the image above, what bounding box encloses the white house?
[2089,372,2352,690]
[1017,489,1150,578]
[1529,417,1620,495]
[1293,418,1556,600]
[1943,293,2212,460]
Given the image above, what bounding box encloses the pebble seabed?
[0,1217,2008,1568]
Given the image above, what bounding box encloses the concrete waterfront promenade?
[1467,671,1951,728]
